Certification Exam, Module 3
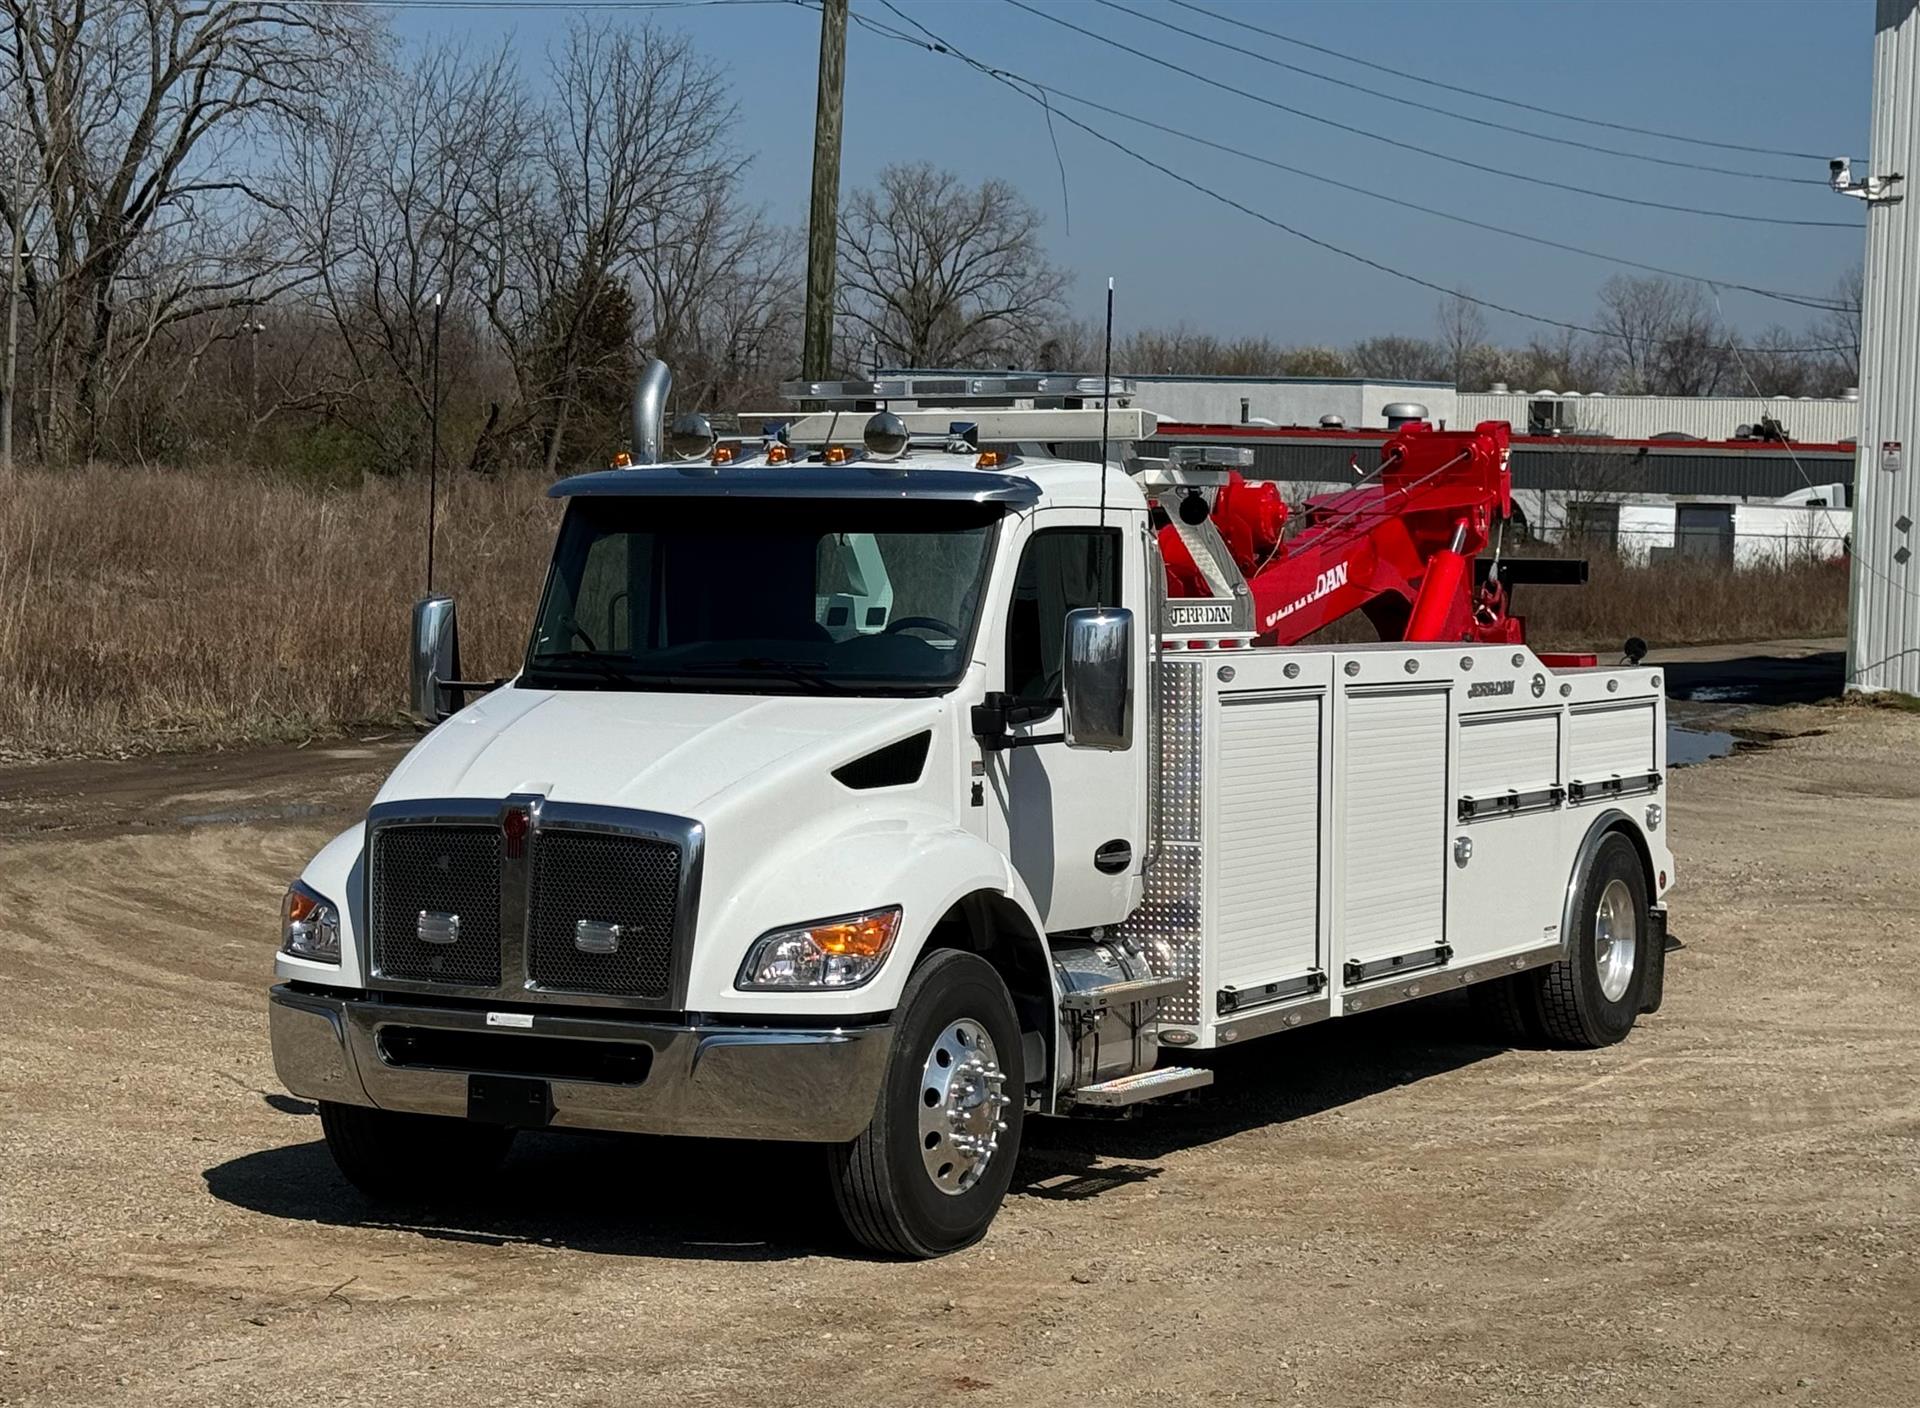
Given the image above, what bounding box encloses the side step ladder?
[1068,1065,1214,1109]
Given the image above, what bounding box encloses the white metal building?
[1120,375,1456,429]
[1850,0,1920,695]
[1459,390,1861,445]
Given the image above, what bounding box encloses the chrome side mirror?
[410,594,464,723]
[1061,606,1133,750]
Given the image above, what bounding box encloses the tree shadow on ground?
[205,995,1512,1259]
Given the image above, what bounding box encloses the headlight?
[282,881,341,963]
[736,907,901,991]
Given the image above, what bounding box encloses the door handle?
[1094,839,1133,874]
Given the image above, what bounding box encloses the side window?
[1004,528,1121,701]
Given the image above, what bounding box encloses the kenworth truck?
[271,364,1673,1258]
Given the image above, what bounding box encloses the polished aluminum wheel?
[916,1019,1008,1196]
[1593,876,1639,1003]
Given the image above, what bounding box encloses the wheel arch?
[914,889,1060,1109]
[1561,808,1656,953]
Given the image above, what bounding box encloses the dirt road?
[1,678,1915,1407]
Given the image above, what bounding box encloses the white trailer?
[269,366,1674,1257]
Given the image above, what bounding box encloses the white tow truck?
[271,364,1673,1257]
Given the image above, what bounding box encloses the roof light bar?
[778,371,1134,406]
[1169,445,1256,469]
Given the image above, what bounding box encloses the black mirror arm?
[972,692,1065,750]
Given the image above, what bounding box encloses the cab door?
[988,512,1147,932]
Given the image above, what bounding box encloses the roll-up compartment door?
[1213,691,1322,991]
[1337,687,1449,967]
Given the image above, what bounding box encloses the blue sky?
[392,0,1873,347]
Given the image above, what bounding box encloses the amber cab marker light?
[824,445,848,464]
[610,451,634,468]
[711,444,736,464]
[975,450,1002,469]
[766,443,791,464]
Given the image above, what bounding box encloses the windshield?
[521,496,1002,695]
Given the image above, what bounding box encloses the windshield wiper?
[670,657,849,694]
[525,653,655,687]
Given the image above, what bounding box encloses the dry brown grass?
[0,464,558,759]
[0,466,1851,759]
[1521,552,1848,653]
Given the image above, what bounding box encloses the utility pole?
[242,319,266,450]
[801,0,847,382]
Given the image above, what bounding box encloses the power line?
[1092,0,1824,188]
[1165,0,1850,166]
[858,2,1858,356]
[1000,0,1863,231]
[974,69,1848,313]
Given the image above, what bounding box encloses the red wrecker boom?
[1159,419,1533,647]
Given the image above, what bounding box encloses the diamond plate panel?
[1117,657,1205,1023]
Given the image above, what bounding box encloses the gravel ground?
[0,676,1915,1407]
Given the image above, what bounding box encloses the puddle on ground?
[1667,726,1737,766]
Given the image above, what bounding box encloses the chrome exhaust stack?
[631,358,672,464]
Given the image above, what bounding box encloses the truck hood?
[374,685,943,818]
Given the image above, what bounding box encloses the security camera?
[1830,157,1851,191]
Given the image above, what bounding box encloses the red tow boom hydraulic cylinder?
[1158,420,1524,646]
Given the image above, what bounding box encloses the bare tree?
[1435,289,1488,389]
[837,163,1068,369]
[1554,446,1645,553]
[1810,263,1862,389]
[1495,329,1609,393]
[284,42,531,469]
[1347,333,1448,382]
[1,0,378,460]
[1593,274,1729,395]
[526,23,743,467]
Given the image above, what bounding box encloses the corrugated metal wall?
[1851,0,1920,693]
[1458,392,1860,444]
[1129,377,1454,429]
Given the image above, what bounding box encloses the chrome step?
[1059,973,1188,1013]
[1068,1064,1215,1108]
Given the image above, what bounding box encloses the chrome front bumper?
[269,985,892,1142]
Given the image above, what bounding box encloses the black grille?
[528,831,680,998]
[370,824,503,986]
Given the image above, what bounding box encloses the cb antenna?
[1098,276,1114,533]
[427,290,443,594]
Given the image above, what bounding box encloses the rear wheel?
[1539,832,1650,1048]
[318,1102,515,1203]
[830,950,1026,1258]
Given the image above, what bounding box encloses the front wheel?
[829,949,1026,1258]
[1539,832,1652,1048]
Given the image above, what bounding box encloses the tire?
[318,1101,515,1203]
[1539,832,1651,1049]
[829,950,1026,1259]
[1471,969,1547,1046]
